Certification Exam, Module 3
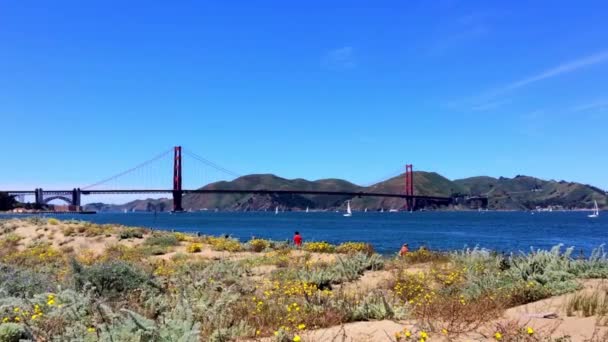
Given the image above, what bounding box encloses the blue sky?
[1,0,607,202]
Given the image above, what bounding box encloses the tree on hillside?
[0,192,16,211]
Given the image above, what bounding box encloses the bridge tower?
[404,164,414,210]
[35,188,44,207]
[72,188,81,207]
[172,146,184,212]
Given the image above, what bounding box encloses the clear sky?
[1,1,607,200]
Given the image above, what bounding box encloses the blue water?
[2,211,606,255]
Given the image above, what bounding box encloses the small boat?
[306,206,309,213]
[389,209,398,213]
[275,206,279,215]
[123,209,128,213]
[364,208,368,213]
[343,201,352,217]
[588,200,600,218]
[380,208,384,213]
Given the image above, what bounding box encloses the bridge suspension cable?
[182,148,241,179]
[81,148,173,190]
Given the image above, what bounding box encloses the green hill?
[349,171,462,211]
[83,172,607,212]
[454,175,607,210]
[182,174,360,211]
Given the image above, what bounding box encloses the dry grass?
[566,285,608,324]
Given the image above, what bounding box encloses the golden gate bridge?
[3,146,486,212]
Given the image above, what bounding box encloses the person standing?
[399,243,409,256]
[293,231,303,248]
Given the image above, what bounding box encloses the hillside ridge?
[83,172,607,212]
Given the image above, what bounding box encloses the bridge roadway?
[5,189,453,202]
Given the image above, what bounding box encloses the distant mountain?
[182,174,360,211]
[84,173,607,212]
[84,198,171,212]
[454,175,607,210]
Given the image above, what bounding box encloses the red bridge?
[4,146,477,211]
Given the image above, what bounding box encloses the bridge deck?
[5,189,452,202]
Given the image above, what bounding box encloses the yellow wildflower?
[442,328,448,335]
[14,316,21,322]
[2,317,9,323]
[293,336,301,342]
[298,324,306,330]
[405,330,411,338]
[87,327,96,333]
[494,332,502,340]
[13,307,20,313]
[527,326,534,335]
[419,331,428,339]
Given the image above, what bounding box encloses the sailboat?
[343,201,352,217]
[588,200,600,218]
[364,208,368,213]
[380,208,384,213]
[306,206,309,213]
[275,206,279,215]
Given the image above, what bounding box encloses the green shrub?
[0,233,22,248]
[47,218,60,225]
[173,232,190,242]
[344,291,405,321]
[140,245,170,256]
[336,242,374,255]
[71,259,158,299]
[144,234,180,247]
[402,247,449,264]
[248,239,271,252]
[303,241,335,253]
[505,281,552,306]
[187,243,203,253]
[299,253,384,288]
[0,264,55,297]
[119,229,144,240]
[202,236,242,252]
[0,323,29,342]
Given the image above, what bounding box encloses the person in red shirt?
[293,231,302,248]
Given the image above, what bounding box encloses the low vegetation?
[0,218,605,341]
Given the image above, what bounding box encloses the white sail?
[588,200,599,218]
[275,206,279,215]
[343,201,352,217]
[306,206,309,213]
